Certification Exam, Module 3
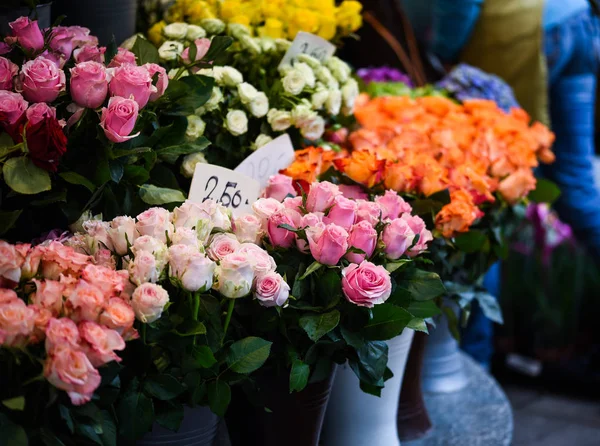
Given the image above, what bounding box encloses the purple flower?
[525,203,574,263]
[357,66,413,86]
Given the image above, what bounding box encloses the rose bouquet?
[0,17,230,241]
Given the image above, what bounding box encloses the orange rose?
[333,149,385,188]
[435,190,482,238]
[497,169,537,204]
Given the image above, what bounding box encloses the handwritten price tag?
[279,31,336,68]
[188,164,260,216]
[234,134,296,189]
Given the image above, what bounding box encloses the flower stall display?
[0,16,231,241]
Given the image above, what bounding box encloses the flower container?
[322,329,414,446]
[226,365,337,446]
[137,406,219,446]
[0,3,51,36]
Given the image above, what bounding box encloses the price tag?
[234,134,296,189]
[279,31,336,68]
[188,164,260,216]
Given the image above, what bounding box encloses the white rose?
[164,22,189,39]
[326,89,342,115]
[327,56,351,83]
[172,201,214,242]
[248,92,269,117]
[233,214,263,244]
[282,69,306,95]
[214,252,255,298]
[294,62,315,88]
[267,109,292,131]
[171,227,200,249]
[237,243,276,275]
[301,115,325,140]
[239,35,261,55]
[292,103,317,127]
[275,38,292,52]
[237,82,258,104]
[225,109,248,136]
[180,152,208,178]
[131,283,169,323]
[259,37,276,53]
[120,34,140,50]
[201,18,226,35]
[311,84,329,109]
[168,244,215,292]
[158,41,184,61]
[108,216,137,255]
[205,67,224,84]
[132,235,168,270]
[278,64,293,76]
[254,271,290,308]
[82,220,113,253]
[315,66,339,88]
[221,66,243,86]
[253,134,272,150]
[252,197,284,224]
[128,250,162,285]
[186,115,206,140]
[197,199,232,232]
[207,233,241,261]
[186,25,206,40]
[341,79,359,110]
[135,207,173,243]
[228,23,251,39]
[204,87,223,110]
[297,53,321,69]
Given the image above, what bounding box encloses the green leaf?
[203,36,234,61]
[359,380,383,397]
[74,424,102,445]
[59,172,96,192]
[299,310,340,342]
[349,341,388,386]
[289,359,310,393]
[139,184,186,205]
[0,413,27,446]
[98,410,117,446]
[298,261,324,280]
[39,428,66,446]
[385,259,411,273]
[441,306,461,341]
[3,156,51,194]
[188,40,197,63]
[191,345,217,368]
[453,230,488,253]
[0,210,21,236]
[143,374,186,400]
[473,292,504,324]
[1,396,24,411]
[528,178,561,204]
[226,336,272,374]
[109,162,124,183]
[406,300,441,319]
[155,401,185,432]
[131,36,160,65]
[117,391,154,441]
[207,381,231,417]
[406,317,428,333]
[174,320,207,336]
[112,146,152,159]
[427,189,451,205]
[363,304,412,340]
[396,269,445,301]
[59,405,74,433]
[123,165,150,185]
[156,139,210,164]
[0,132,14,148]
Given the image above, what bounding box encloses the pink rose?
[82,220,113,251]
[0,90,27,125]
[264,174,297,202]
[207,233,241,261]
[70,61,109,109]
[19,56,66,103]
[323,195,357,230]
[9,17,44,53]
[252,198,285,223]
[39,50,66,68]
[31,279,64,315]
[67,26,96,48]
[306,181,340,213]
[172,201,211,231]
[345,221,378,263]
[30,305,52,343]
[21,245,43,280]
[40,241,91,280]
[0,289,18,304]
[81,264,125,299]
[108,64,155,108]
[107,216,137,255]
[382,218,415,260]
[307,223,349,266]
[44,346,101,406]
[171,227,200,248]
[254,272,290,308]
[66,280,106,322]
[181,38,211,64]
[94,249,116,270]
[267,208,302,248]
[0,56,18,90]
[342,261,392,308]
[214,252,255,298]
[131,283,169,323]
[296,213,323,252]
[0,299,34,347]
[49,27,75,59]
[128,250,161,285]
[0,43,11,55]
[356,200,383,226]
[237,243,276,275]
[339,184,368,200]
[144,63,169,102]
[73,45,106,64]
[233,213,263,244]
[99,297,138,340]
[401,214,433,256]
[44,317,80,352]
[283,196,303,212]
[131,236,167,262]
[79,321,125,367]
[26,102,57,125]
[135,207,173,243]
[0,240,24,283]
[167,244,215,292]
[195,200,231,231]
[108,47,137,68]
[375,190,412,220]
[100,96,140,143]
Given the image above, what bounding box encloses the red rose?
[25,117,67,172]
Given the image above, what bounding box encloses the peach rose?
[0,241,24,284]
[79,321,125,367]
[31,279,64,315]
[99,297,138,340]
[81,264,125,299]
[497,169,537,204]
[41,241,91,280]
[66,280,106,322]
[0,299,34,347]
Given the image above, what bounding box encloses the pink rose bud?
[144,63,169,102]
[0,42,11,55]
[131,282,169,323]
[108,64,156,108]
[100,96,140,143]
[168,244,215,292]
[19,56,66,103]
[135,207,173,243]
[66,280,106,322]
[0,240,25,283]
[375,190,412,220]
[339,184,368,200]
[214,252,255,298]
[70,61,109,109]
[107,216,137,255]
[252,197,285,222]
[79,321,125,367]
[21,245,43,280]
[0,90,28,125]
[401,214,433,256]
[73,45,106,64]
[67,26,96,48]
[44,345,101,406]
[9,17,44,53]
[254,271,290,308]
[25,102,57,125]
[267,208,302,248]
[99,297,138,340]
[342,261,392,308]
[207,233,241,261]
[182,38,211,64]
[237,243,276,275]
[356,200,383,226]
[45,317,80,353]
[233,213,263,244]
[345,221,378,263]
[39,49,66,68]
[48,26,75,59]
[128,250,161,286]
[306,181,340,212]
[0,299,34,347]
[296,212,323,252]
[108,47,137,68]
[171,227,200,249]
[31,279,64,315]
[382,217,415,260]
[323,195,357,230]
[0,56,18,90]
[307,223,349,266]
[282,196,303,212]
[264,174,297,202]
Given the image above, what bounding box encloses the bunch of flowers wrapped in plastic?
[158,0,363,43]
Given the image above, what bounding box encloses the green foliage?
[3,157,51,195]
[226,337,272,374]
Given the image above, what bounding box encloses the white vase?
[322,329,415,446]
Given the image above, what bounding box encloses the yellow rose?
[187,2,216,22]
[220,1,242,20]
[287,8,319,38]
[230,14,251,26]
[317,16,336,41]
[148,21,166,46]
[258,18,284,38]
[336,0,363,32]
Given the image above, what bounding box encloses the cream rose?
[225,109,248,136]
[131,283,169,323]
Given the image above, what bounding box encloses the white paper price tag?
[279,31,336,68]
[188,164,260,216]
[234,134,296,189]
